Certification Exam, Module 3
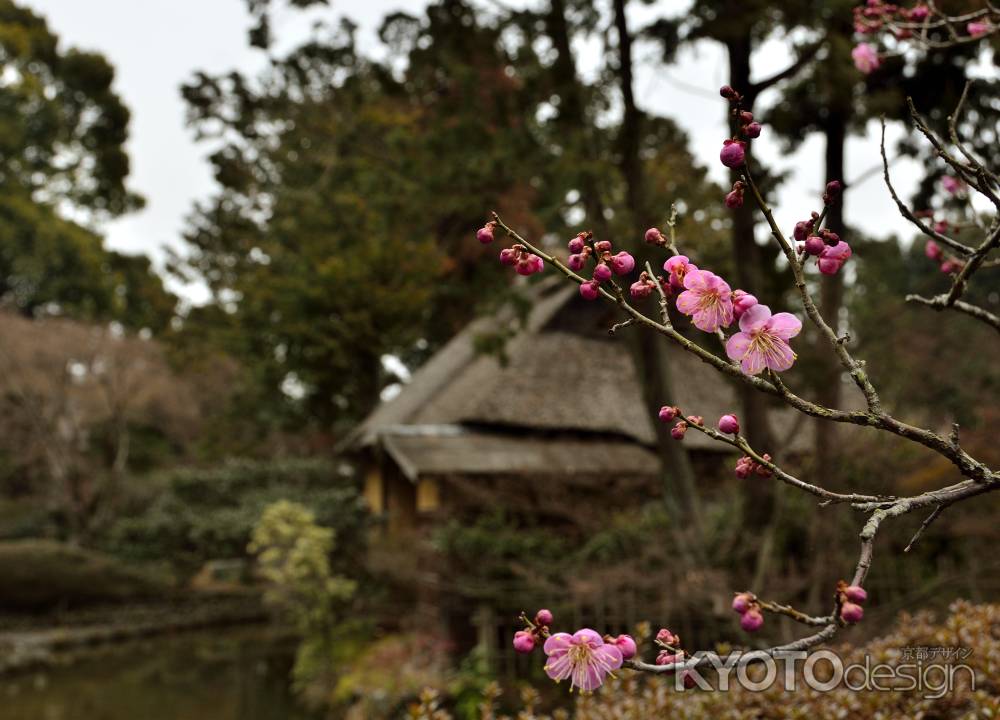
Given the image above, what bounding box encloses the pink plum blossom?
[644,227,663,245]
[663,255,697,291]
[925,240,943,261]
[725,304,802,375]
[818,240,852,275]
[516,254,544,276]
[909,4,929,21]
[593,263,612,282]
[655,628,679,646]
[852,43,880,74]
[676,269,734,333]
[543,629,623,693]
[804,236,826,256]
[568,236,586,253]
[535,609,554,626]
[500,248,516,266]
[670,422,688,440]
[567,253,585,271]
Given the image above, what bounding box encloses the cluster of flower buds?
[837,581,868,624]
[653,628,695,686]
[630,270,658,300]
[571,234,636,301]
[725,180,746,209]
[731,592,764,632]
[924,240,965,275]
[734,454,773,479]
[513,608,554,654]
[500,244,545,276]
[798,228,853,276]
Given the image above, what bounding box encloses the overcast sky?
[22,0,925,302]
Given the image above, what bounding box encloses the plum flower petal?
[676,269,734,333]
[852,43,880,74]
[543,628,623,693]
[726,304,800,376]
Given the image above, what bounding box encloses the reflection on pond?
[1,625,321,720]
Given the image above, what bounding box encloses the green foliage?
[0,1,174,329]
[249,500,356,632]
[0,539,169,610]
[100,459,367,576]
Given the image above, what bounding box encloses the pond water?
[0,625,322,720]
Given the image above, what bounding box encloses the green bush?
[0,539,170,610]
[99,458,367,577]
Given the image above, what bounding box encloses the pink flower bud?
[925,240,943,261]
[658,406,678,423]
[477,225,495,244]
[645,227,663,244]
[840,602,864,624]
[670,422,687,440]
[688,415,703,426]
[579,281,600,300]
[735,456,755,479]
[630,279,653,299]
[940,259,960,274]
[568,236,586,253]
[655,628,679,646]
[725,188,744,208]
[531,255,544,273]
[594,240,612,253]
[516,254,544,276]
[804,236,826,256]
[824,180,843,203]
[909,4,929,20]
[934,220,948,234]
[568,253,586,271]
[843,586,867,604]
[743,122,762,139]
[720,139,746,168]
[593,263,612,282]
[967,20,990,37]
[680,669,697,688]
[535,608,554,626]
[613,634,637,660]
[732,593,752,614]
[718,414,740,435]
[732,290,758,319]
[719,85,737,99]
[499,248,516,266]
[755,453,773,478]
[610,251,635,276]
[739,111,754,124]
[513,630,535,653]
[818,257,841,275]
[740,608,764,632]
[793,220,813,242]
[656,651,681,669]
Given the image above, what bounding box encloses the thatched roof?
[349,278,810,478]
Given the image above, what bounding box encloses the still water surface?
[1,625,321,720]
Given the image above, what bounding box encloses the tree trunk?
[612,0,703,544]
